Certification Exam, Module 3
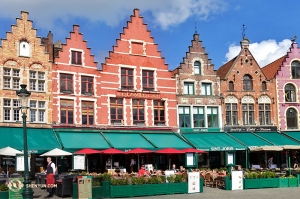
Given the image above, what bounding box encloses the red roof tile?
[261,56,286,80]
[216,57,237,79]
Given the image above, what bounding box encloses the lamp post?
[16,84,34,199]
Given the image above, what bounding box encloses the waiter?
[46,157,56,197]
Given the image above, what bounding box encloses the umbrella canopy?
[126,148,154,154]
[74,148,102,155]
[155,148,185,154]
[40,148,72,157]
[282,145,300,150]
[250,146,283,151]
[181,148,208,153]
[0,146,22,156]
[101,148,125,154]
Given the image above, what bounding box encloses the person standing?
[130,156,135,173]
[45,157,56,197]
[268,157,273,169]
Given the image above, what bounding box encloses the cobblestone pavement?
[32,186,300,199]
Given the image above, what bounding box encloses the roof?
[261,55,286,80]
[216,57,237,79]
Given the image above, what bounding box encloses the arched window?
[194,61,201,74]
[285,84,296,102]
[19,41,30,57]
[291,61,300,79]
[243,75,252,90]
[229,81,234,91]
[286,108,298,129]
[262,81,267,91]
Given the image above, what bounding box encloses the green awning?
[284,132,300,143]
[141,133,193,149]
[0,127,60,153]
[228,132,272,148]
[102,133,155,150]
[182,132,246,151]
[56,131,111,152]
[254,132,300,146]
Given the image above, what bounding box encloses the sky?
[0,0,298,70]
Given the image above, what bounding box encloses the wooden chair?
[204,173,212,187]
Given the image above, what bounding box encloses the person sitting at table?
[113,167,121,176]
[138,165,149,177]
[172,164,178,173]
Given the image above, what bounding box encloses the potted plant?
[0,184,8,198]
[259,171,277,188]
[244,172,260,189]
[150,176,169,196]
[168,174,188,194]
[131,177,149,197]
[110,177,131,198]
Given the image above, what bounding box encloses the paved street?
[31,186,300,199]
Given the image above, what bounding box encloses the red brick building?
[217,37,278,132]
[99,9,177,129]
[173,33,222,132]
[52,25,100,127]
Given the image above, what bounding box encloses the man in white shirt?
[46,157,56,197]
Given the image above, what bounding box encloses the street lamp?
[16,84,34,199]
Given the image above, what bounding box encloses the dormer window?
[71,51,82,65]
[19,41,30,57]
[194,61,201,74]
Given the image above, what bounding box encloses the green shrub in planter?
[174,175,183,183]
[111,178,128,186]
[167,175,175,183]
[92,180,101,187]
[132,177,147,185]
[102,173,112,181]
[0,184,8,192]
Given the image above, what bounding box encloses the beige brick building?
[0,11,53,128]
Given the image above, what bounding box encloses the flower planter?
[297,174,300,186]
[244,179,260,189]
[224,176,232,190]
[168,182,188,194]
[101,181,110,198]
[151,183,168,196]
[72,183,78,199]
[92,186,102,199]
[289,178,298,187]
[0,191,8,198]
[277,178,289,188]
[131,184,150,197]
[200,178,204,193]
[259,178,277,188]
[110,185,132,198]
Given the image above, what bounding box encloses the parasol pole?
[169,154,171,170]
[111,154,113,169]
[87,155,89,173]
[138,154,140,170]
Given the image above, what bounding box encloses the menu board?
[78,176,92,199]
[188,172,200,193]
[231,171,243,190]
[227,153,234,165]
[15,155,30,172]
[186,153,194,166]
[73,155,85,170]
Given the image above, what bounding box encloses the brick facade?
[0,11,53,128]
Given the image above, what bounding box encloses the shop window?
[201,83,212,95]
[82,101,94,125]
[291,61,300,79]
[121,68,134,90]
[60,74,73,94]
[3,68,20,89]
[226,103,238,125]
[60,99,74,124]
[193,107,205,127]
[110,98,123,125]
[286,108,298,129]
[184,82,194,95]
[179,106,191,127]
[242,103,254,125]
[285,84,296,102]
[259,104,271,125]
[142,70,154,91]
[194,61,201,74]
[153,100,165,125]
[71,51,82,65]
[132,99,144,125]
[207,107,218,127]
[243,74,252,90]
[81,76,93,95]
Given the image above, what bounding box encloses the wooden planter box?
[168,182,188,194]
[151,183,168,196]
[131,184,150,197]
[0,191,8,198]
[92,186,102,199]
[289,178,298,187]
[110,185,132,198]
[244,179,260,189]
[260,178,277,188]
[101,181,110,198]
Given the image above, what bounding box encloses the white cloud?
[225,39,292,67]
[0,0,227,30]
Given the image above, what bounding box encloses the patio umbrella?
[126,148,154,170]
[181,148,208,153]
[0,146,22,174]
[155,148,185,170]
[74,148,102,172]
[40,148,72,167]
[101,148,125,169]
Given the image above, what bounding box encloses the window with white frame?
[242,103,254,125]
[201,83,212,95]
[184,82,194,95]
[29,71,45,91]
[259,104,271,125]
[3,99,21,122]
[71,51,82,65]
[3,68,20,89]
[207,107,218,127]
[179,106,191,127]
[19,41,30,57]
[194,61,201,74]
[226,103,238,125]
[193,107,205,127]
[29,101,46,123]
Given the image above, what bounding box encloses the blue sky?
[0,0,298,70]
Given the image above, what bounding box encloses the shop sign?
[224,126,277,132]
[210,146,234,151]
[116,90,161,99]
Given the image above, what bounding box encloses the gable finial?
[195,22,197,34]
[291,35,297,43]
[242,24,247,39]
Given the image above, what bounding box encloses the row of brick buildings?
[0,9,299,134]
